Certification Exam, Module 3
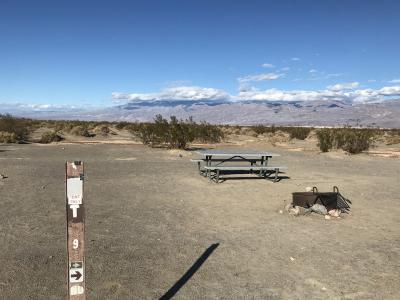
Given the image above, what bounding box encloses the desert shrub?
[316,129,333,152]
[137,124,155,145]
[138,115,169,146]
[115,122,125,130]
[330,128,344,149]
[54,122,74,133]
[70,125,93,137]
[340,129,373,154]
[222,125,246,136]
[115,122,131,130]
[53,123,65,132]
[168,116,195,149]
[0,114,29,142]
[384,129,400,145]
[0,131,18,143]
[316,127,374,154]
[93,125,110,136]
[389,129,400,135]
[268,125,277,134]
[137,115,221,149]
[54,121,90,133]
[253,125,266,135]
[100,126,110,135]
[145,115,193,148]
[39,131,63,143]
[285,127,312,140]
[86,122,96,130]
[253,125,277,135]
[152,114,170,144]
[193,121,224,143]
[252,125,310,139]
[231,125,242,135]
[124,123,142,134]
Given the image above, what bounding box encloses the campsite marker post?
[66,161,86,299]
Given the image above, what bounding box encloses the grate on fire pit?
[292,186,351,212]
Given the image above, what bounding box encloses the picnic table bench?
[192,149,286,183]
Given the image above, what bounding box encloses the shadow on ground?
[159,243,219,300]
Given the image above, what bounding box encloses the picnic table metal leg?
[260,156,266,176]
[205,155,210,179]
[197,161,201,174]
[216,169,220,183]
[265,156,271,176]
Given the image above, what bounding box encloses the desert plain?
[0,134,399,299]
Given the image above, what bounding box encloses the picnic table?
[192,149,286,183]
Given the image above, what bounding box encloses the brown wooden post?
[66,161,86,299]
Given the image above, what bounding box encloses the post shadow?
[159,243,219,300]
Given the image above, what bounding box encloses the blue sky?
[1,0,400,108]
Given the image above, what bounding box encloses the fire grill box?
[291,187,319,208]
[292,186,351,211]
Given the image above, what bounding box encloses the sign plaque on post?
[66,161,86,299]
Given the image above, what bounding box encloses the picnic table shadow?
[159,243,219,300]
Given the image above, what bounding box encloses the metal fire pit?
[292,186,351,211]
[291,187,319,208]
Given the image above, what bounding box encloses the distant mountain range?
[2,99,400,128]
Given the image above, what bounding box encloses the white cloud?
[238,73,283,83]
[281,67,290,71]
[291,57,300,61]
[234,85,400,104]
[261,63,275,68]
[29,104,68,110]
[389,79,400,84]
[235,88,345,102]
[2,103,79,110]
[0,102,86,114]
[4,84,400,117]
[350,86,400,103]
[309,69,318,73]
[327,82,359,92]
[379,86,400,96]
[351,89,381,103]
[112,82,400,105]
[112,86,230,102]
[367,79,377,83]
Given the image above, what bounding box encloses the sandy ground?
[0,142,400,299]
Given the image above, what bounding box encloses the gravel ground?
[0,143,399,299]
